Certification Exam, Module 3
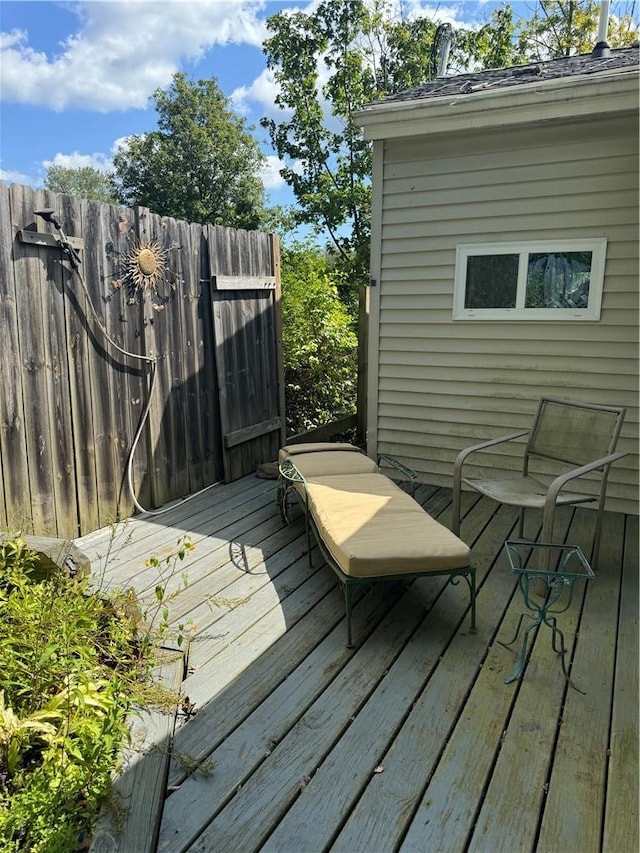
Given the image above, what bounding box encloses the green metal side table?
[499,540,595,690]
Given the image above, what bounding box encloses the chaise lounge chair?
[278,443,476,647]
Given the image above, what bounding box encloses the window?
[453,239,607,321]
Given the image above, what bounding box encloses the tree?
[261,0,516,295]
[263,0,637,299]
[44,165,118,203]
[280,242,358,435]
[111,73,267,228]
[515,1,638,59]
[263,1,374,296]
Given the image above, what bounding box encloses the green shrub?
[0,537,175,852]
[281,243,358,435]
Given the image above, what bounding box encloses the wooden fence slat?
[0,183,30,530]
[197,226,224,487]
[60,193,100,535]
[10,185,58,534]
[163,214,189,501]
[135,208,168,509]
[108,204,146,520]
[112,205,152,516]
[82,198,123,528]
[39,189,80,537]
[175,218,206,494]
[270,233,286,450]
[138,208,186,508]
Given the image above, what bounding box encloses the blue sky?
[1,1,536,207]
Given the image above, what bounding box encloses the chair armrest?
[278,459,309,525]
[278,459,307,489]
[546,451,628,504]
[378,454,418,495]
[453,430,530,481]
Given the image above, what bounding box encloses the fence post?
[270,232,286,449]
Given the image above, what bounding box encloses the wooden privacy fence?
[0,183,285,538]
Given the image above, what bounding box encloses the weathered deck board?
[602,514,639,853]
[535,510,623,852]
[90,648,184,853]
[84,478,275,592]
[76,475,638,853]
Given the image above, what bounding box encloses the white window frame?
[453,238,607,321]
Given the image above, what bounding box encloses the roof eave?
[354,70,639,140]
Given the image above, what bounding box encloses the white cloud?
[383,2,484,27]
[0,168,33,185]
[231,67,282,117]
[42,151,114,172]
[39,134,145,178]
[0,1,270,111]
[0,28,26,50]
[259,155,286,190]
[400,3,466,25]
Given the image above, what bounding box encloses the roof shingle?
[377,46,639,104]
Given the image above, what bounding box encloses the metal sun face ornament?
[124,239,168,294]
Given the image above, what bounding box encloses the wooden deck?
[77,474,639,853]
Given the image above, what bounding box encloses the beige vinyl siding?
[370,113,638,514]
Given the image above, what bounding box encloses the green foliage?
[44,165,118,204]
[143,537,195,651]
[515,1,639,60]
[454,6,518,71]
[0,536,193,851]
[111,73,267,228]
[261,0,518,299]
[262,1,375,291]
[281,243,358,435]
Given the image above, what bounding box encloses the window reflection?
[525,252,592,309]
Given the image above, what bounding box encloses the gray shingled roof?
[378,46,639,104]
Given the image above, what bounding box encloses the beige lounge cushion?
[283,451,379,479]
[279,444,379,478]
[305,473,470,578]
[279,442,362,459]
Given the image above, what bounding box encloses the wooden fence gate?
[0,183,284,538]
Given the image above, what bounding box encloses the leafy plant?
[142,536,196,652]
[515,1,638,60]
[281,242,358,435]
[0,692,61,776]
[0,536,193,851]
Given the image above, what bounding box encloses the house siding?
[368,113,639,514]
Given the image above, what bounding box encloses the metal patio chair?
[451,397,627,566]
